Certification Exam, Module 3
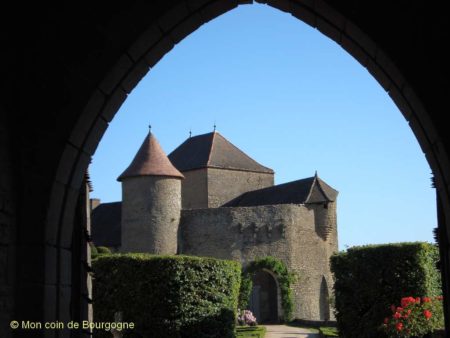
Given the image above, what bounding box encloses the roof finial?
[213,121,216,132]
[315,170,318,177]
[189,128,192,138]
[148,124,152,135]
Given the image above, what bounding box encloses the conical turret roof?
[117,132,184,181]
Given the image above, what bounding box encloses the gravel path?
[264,325,320,338]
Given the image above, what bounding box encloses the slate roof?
[223,174,338,207]
[118,132,184,181]
[91,202,122,247]
[168,132,274,174]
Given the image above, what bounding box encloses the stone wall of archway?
[1,1,449,336]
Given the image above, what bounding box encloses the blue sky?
[90,3,436,250]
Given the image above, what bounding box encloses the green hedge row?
[93,254,241,338]
[330,242,441,338]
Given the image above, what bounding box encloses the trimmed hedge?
[241,256,296,322]
[93,254,241,338]
[96,246,112,254]
[330,242,442,338]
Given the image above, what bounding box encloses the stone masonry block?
[375,49,406,90]
[101,87,128,123]
[127,25,163,62]
[265,0,292,13]
[290,1,317,28]
[82,117,108,156]
[316,16,341,44]
[340,34,369,67]
[408,114,431,155]
[186,0,215,12]
[170,12,205,44]
[69,152,91,191]
[432,141,450,185]
[402,84,439,146]
[144,36,175,68]
[291,0,314,9]
[199,0,238,23]
[98,54,133,96]
[45,181,66,246]
[60,187,79,249]
[158,2,190,33]
[68,90,105,149]
[388,87,413,121]
[59,286,72,326]
[367,57,392,92]
[345,21,377,59]
[120,60,150,94]
[315,0,345,30]
[55,144,79,186]
[59,248,72,286]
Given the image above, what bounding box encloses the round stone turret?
[118,131,184,254]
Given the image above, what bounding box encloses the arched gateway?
[250,270,279,324]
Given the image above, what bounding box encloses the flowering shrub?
[383,296,444,337]
[237,309,257,326]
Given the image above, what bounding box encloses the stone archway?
[2,1,450,336]
[250,270,280,324]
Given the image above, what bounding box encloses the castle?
[91,130,339,323]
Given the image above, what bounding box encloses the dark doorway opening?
[249,270,279,324]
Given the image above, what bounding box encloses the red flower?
[393,312,402,319]
[396,322,403,331]
[401,296,416,308]
[424,310,432,320]
[415,297,421,303]
[422,297,431,303]
[436,295,444,301]
[384,317,389,324]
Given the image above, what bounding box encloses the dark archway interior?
[250,270,279,323]
[1,1,450,337]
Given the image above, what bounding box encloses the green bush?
[96,246,112,254]
[330,242,442,338]
[90,243,98,259]
[238,277,253,310]
[241,256,296,322]
[93,254,241,338]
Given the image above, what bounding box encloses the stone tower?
[168,131,274,209]
[117,130,184,254]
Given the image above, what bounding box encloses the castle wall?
[121,176,181,254]
[180,169,208,209]
[180,203,338,321]
[207,168,274,207]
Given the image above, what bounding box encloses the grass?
[319,326,339,337]
[236,325,267,338]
